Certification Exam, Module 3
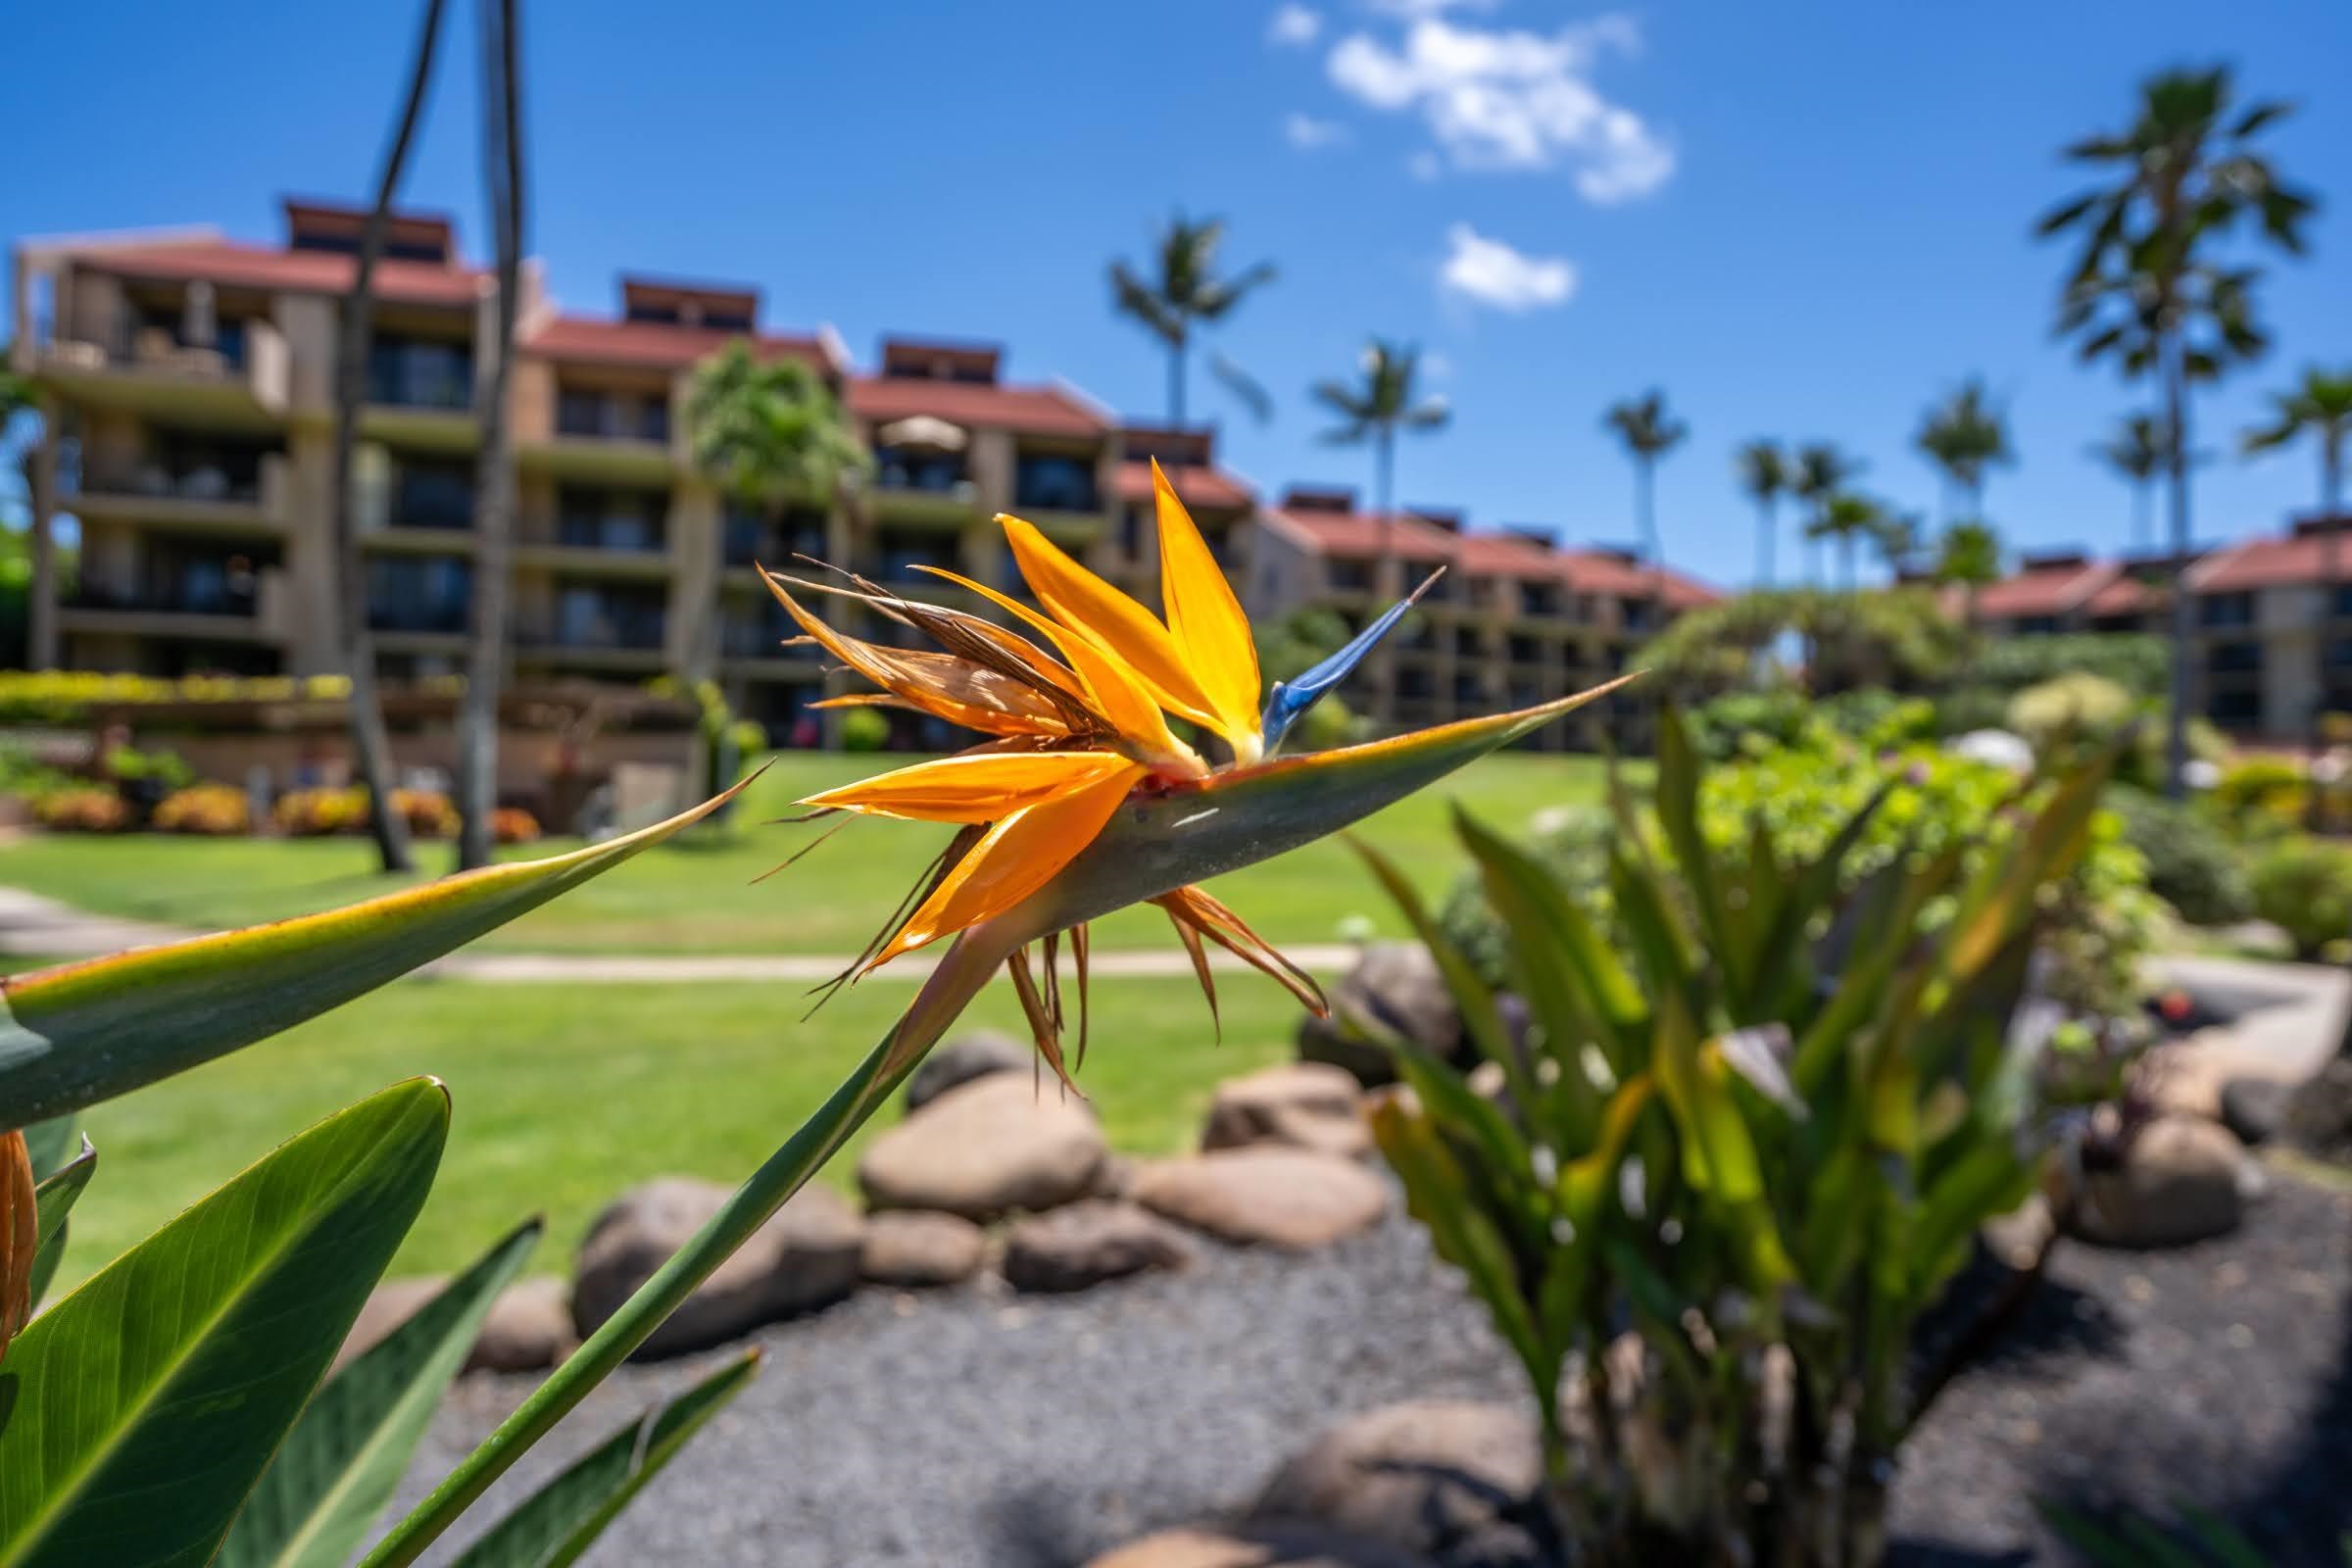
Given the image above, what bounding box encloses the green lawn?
[58,970,1307,1292]
[0,750,1622,956]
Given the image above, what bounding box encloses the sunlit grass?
[0,749,1626,956]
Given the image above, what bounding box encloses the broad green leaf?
[446,1349,760,1568]
[1653,707,1743,1004]
[1939,750,2114,989]
[219,1218,541,1568]
[0,786,746,1127]
[25,1134,93,1309]
[2180,1505,2278,1568]
[0,1079,449,1568]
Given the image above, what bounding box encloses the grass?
[0,749,1622,956]
[57,970,1308,1292]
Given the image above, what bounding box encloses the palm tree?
[2243,366,2352,746]
[1915,377,2013,522]
[2089,412,2174,554]
[1603,391,1688,603]
[1936,519,2003,625]
[1311,337,1449,565]
[1868,510,1924,580]
[2039,64,2314,798]
[1735,439,1787,588]
[1805,491,1884,590]
[1791,443,1864,585]
[0,366,51,668]
[328,0,448,876]
[455,0,522,871]
[1109,215,1277,425]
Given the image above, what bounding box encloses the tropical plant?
[2243,366,2352,746]
[327,0,446,877]
[1736,439,1787,587]
[1311,337,1449,582]
[1637,587,1970,703]
[1914,377,2013,522]
[454,0,524,872]
[1790,443,1864,584]
[0,468,1619,1568]
[2205,755,2311,841]
[1865,509,1924,580]
[687,341,869,510]
[2090,412,2175,554]
[2039,63,2316,798]
[1970,631,2170,700]
[0,360,54,669]
[838,705,889,753]
[1603,391,1689,595]
[2249,835,2352,959]
[2104,787,2253,927]
[1935,520,2002,623]
[2039,1496,2349,1568]
[1108,213,1278,424]
[1365,707,2116,1566]
[1805,491,1886,589]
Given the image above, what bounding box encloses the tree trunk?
[2162,332,2193,801]
[332,0,446,876]
[2315,440,2344,755]
[1372,425,1397,723]
[2132,480,2152,556]
[1756,498,1775,589]
[457,0,524,870]
[25,397,57,669]
[1168,331,1187,428]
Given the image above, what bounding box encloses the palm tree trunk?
[332,0,445,876]
[456,0,523,870]
[2162,332,2193,801]
[24,398,56,669]
[1374,425,1396,724]
[2132,481,2152,556]
[1168,332,1187,428]
[1756,499,1775,588]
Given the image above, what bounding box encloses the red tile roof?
[849,375,1108,439]
[95,238,482,307]
[2083,574,2163,616]
[1266,507,1458,564]
[2188,531,2345,593]
[1554,548,1721,607]
[1451,530,1561,576]
[1115,460,1252,512]
[1975,560,2118,619]
[523,314,831,373]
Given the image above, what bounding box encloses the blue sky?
[8,0,2350,586]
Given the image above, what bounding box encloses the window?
[2200,591,2256,628]
[1619,597,1654,630]
[2017,614,2063,636]
[556,486,666,552]
[2207,687,2263,724]
[1121,504,1147,559]
[1328,558,1373,593]
[394,457,474,529]
[368,555,471,633]
[2207,639,2264,675]
[1012,452,1100,513]
[368,337,472,410]
[874,447,967,493]
[2332,584,2352,618]
[1507,633,1542,663]
[1523,584,1561,616]
[723,505,826,567]
[543,583,666,650]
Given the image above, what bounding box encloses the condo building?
[9,200,1716,748]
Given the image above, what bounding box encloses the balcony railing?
[368,343,473,411]
[720,618,813,659]
[68,579,259,618]
[556,395,670,443]
[520,613,667,652]
[722,520,827,568]
[39,317,290,413]
[76,453,279,509]
[368,601,470,635]
[552,514,667,554]
[873,451,970,493]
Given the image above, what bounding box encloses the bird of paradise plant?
[0,464,1628,1567]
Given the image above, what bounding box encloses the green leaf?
[0,787,747,1127]
[1654,707,1745,1004]
[0,1078,449,1568]
[19,1119,76,1183]
[24,1134,93,1309]
[219,1218,541,1568]
[446,1349,760,1568]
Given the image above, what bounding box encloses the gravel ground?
[395,1170,2352,1567]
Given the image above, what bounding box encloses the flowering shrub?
[272,787,370,838]
[153,784,253,836]
[390,788,460,839]
[34,786,130,833]
[491,806,542,845]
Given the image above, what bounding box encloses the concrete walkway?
[0,884,1358,984]
[2145,952,2349,1106]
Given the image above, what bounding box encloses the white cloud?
[1439,222,1577,312]
[1268,4,1321,46]
[1285,112,1349,149]
[1368,0,1498,16]
[1326,14,1674,201]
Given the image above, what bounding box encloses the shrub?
[272,786,370,838]
[152,783,253,836]
[390,788,460,839]
[101,743,195,793]
[34,786,129,833]
[0,670,356,726]
[1971,632,2168,699]
[2005,673,2228,794]
[1295,692,1356,753]
[2104,788,2253,926]
[1364,710,2115,1565]
[2207,756,2310,841]
[491,806,542,845]
[839,706,890,753]
[2248,835,2352,959]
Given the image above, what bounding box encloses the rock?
[2220,1075,2295,1147]
[333,1276,444,1374]
[1133,1149,1388,1250]
[1086,1523,1434,1567]
[858,1074,1108,1221]
[2066,1115,2245,1250]
[906,1029,1031,1112]
[860,1210,987,1288]
[572,1177,864,1357]
[1003,1200,1191,1293]
[1202,1062,1371,1159]
[1248,1399,1544,1564]
[469,1276,575,1373]
[1980,1192,2057,1273]
[1298,944,1460,1088]
[2284,1057,2352,1159]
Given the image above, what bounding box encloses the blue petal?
[1260,569,1444,753]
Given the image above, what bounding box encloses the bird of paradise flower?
[757,460,1635,1093]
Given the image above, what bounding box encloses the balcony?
[516,495,674,577]
[722,508,829,572]
[870,448,978,529]
[72,452,291,536]
[62,567,288,642]
[523,388,679,482]
[517,603,669,668]
[28,318,290,425]
[363,338,477,450]
[1011,451,1106,542]
[720,611,819,665]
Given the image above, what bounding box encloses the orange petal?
[1158,883,1329,1016]
[999,514,1224,732]
[1152,460,1262,760]
[870,759,1145,965]
[800,749,1140,824]
[912,564,1201,772]
[760,571,1071,738]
